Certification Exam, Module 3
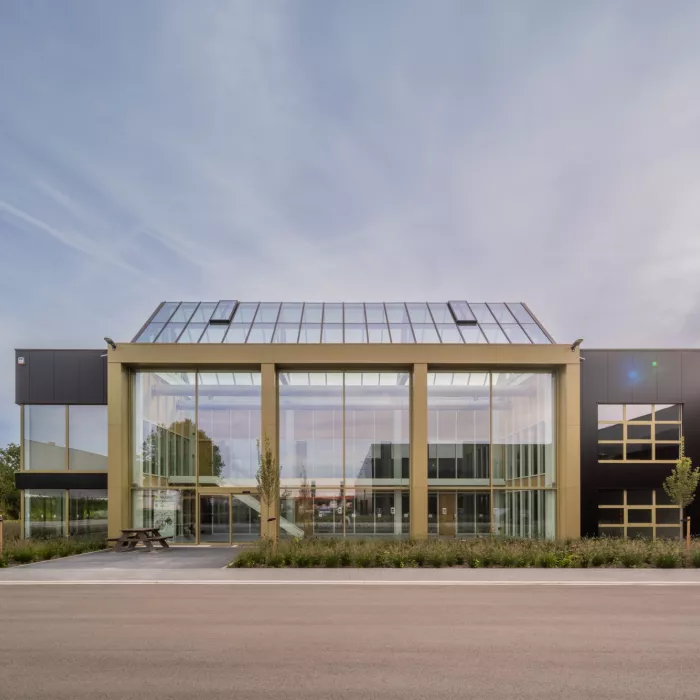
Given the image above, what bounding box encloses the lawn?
[230,536,700,568]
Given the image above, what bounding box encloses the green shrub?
[655,553,679,569]
[691,550,700,568]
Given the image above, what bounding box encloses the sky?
[1,0,700,446]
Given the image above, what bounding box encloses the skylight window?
[447,301,476,324]
[209,300,238,324]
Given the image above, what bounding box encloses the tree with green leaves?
[663,439,700,542]
[0,442,21,520]
[256,434,280,552]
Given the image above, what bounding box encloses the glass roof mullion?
[244,303,260,343]
[486,304,512,344]
[425,303,442,343]
[383,303,392,343]
[297,302,305,343]
[404,303,416,342]
[271,303,282,344]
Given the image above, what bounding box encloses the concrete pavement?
[2,583,700,699]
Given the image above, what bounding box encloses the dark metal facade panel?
[15,472,108,490]
[15,350,107,405]
[581,349,700,537]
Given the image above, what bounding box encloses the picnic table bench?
[107,527,171,552]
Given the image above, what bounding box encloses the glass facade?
[598,489,680,539]
[24,490,65,538]
[24,489,107,538]
[69,490,108,537]
[24,405,66,470]
[68,406,108,471]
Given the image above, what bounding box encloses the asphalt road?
[2,584,699,700]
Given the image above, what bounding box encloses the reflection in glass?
[275,303,302,323]
[428,373,490,483]
[655,404,680,421]
[598,405,624,421]
[69,406,108,471]
[199,324,228,343]
[492,373,555,485]
[190,302,217,323]
[412,324,440,343]
[153,302,179,323]
[494,489,555,538]
[627,424,651,440]
[506,303,534,324]
[389,324,415,343]
[24,490,66,538]
[210,300,238,323]
[132,372,197,487]
[469,303,495,323]
[500,324,531,343]
[247,323,276,343]
[435,324,464,343]
[132,489,196,543]
[272,323,300,343]
[197,372,261,486]
[655,443,680,461]
[626,443,652,460]
[298,324,322,343]
[135,323,165,343]
[459,326,487,343]
[655,424,680,441]
[69,489,108,537]
[522,324,550,343]
[224,325,251,343]
[598,422,623,440]
[155,323,186,343]
[487,303,516,323]
[627,405,653,421]
[177,322,206,343]
[232,302,259,323]
[480,324,509,343]
[232,494,261,541]
[25,405,66,470]
[199,495,230,542]
[170,302,199,323]
[598,443,624,460]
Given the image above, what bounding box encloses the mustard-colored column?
[557,359,581,539]
[260,363,278,540]
[410,364,428,540]
[107,357,130,539]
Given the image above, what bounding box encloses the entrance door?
[438,493,456,537]
[199,495,230,543]
[232,495,261,542]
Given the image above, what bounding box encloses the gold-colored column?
[260,363,278,540]
[556,359,581,539]
[107,358,130,539]
[410,364,428,540]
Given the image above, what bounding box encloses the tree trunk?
[680,506,684,544]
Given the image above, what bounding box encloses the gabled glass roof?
[133,301,554,345]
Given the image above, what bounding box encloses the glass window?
[323,303,343,323]
[365,304,386,323]
[298,324,322,343]
[598,422,623,440]
[501,324,531,343]
[412,324,441,343]
[447,301,476,324]
[429,303,453,324]
[344,324,367,343]
[210,300,238,323]
[345,373,410,486]
[656,489,674,505]
[135,323,165,343]
[506,303,534,324]
[198,325,228,343]
[367,324,392,343]
[322,324,343,343]
[255,303,281,323]
[302,303,323,323]
[598,405,624,421]
[406,303,432,323]
[177,322,206,343]
[232,302,259,323]
[656,508,680,525]
[389,324,415,343]
[599,526,624,538]
[598,490,624,506]
[272,323,300,343]
[279,373,343,483]
[246,323,276,343]
[626,443,653,460]
[656,404,680,421]
[487,303,516,323]
[627,424,651,440]
[435,325,464,343]
[24,405,66,470]
[598,443,624,460]
[480,324,509,343]
[459,326,487,343]
[132,372,197,488]
[132,489,197,543]
[428,373,490,483]
[655,443,680,461]
[154,323,186,343]
[627,405,653,421]
[628,509,652,524]
[197,372,262,486]
[598,508,624,525]
[522,324,550,344]
[169,302,199,323]
[627,490,652,505]
[224,325,251,343]
[344,304,365,323]
[69,489,108,538]
[492,373,555,485]
[24,490,65,538]
[152,302,179,323]
[656,424,680,441]
[469,303,495,323]
[277,303,303,323]
[190,302,217,323]
[385,303,410,323]
[69,406,107,471]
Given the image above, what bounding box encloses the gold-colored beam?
[410,364,428,540]
[260,363,277,541]
[107,359,130,538]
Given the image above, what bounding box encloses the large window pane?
[389,324,415,343]
[344,304,365,323]
[385,303,410,323]
[155,323,186,343]
[169,302,199,323]
[256,303,281,323]
[487,303,516,323]
[279,373,343,484]
[322,324,343,342]
[492,373,555,485]
[232,302,259,323]
[344,324,367,343]
[428,373,490,484]
[24,490,65,538]
[69,489,108,538]
[247,323,276,343]
[197,372,261,486]
[278,303,303,323]
[132,372,196,487]
[178,322,206,343]
[69,406,107,471]
[132,489,196,543]
[521,324,550,344]
[412,324,440,343]
[272,323,300,343]
[302,303,323,323]
[435,325,464,343]
[298,324,321,343]
[24,405,66,470]
[406,303,432,323]
[365,304,387,323]
[480,324,509,343]
[323,303,343,323]
[367,324,392,343]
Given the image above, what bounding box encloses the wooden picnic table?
[107,527,171,552]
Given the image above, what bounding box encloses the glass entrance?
[198,494,261,544]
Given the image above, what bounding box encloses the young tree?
[663,439,700,542]
[256,434,280,552]
[0,442,21,520]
